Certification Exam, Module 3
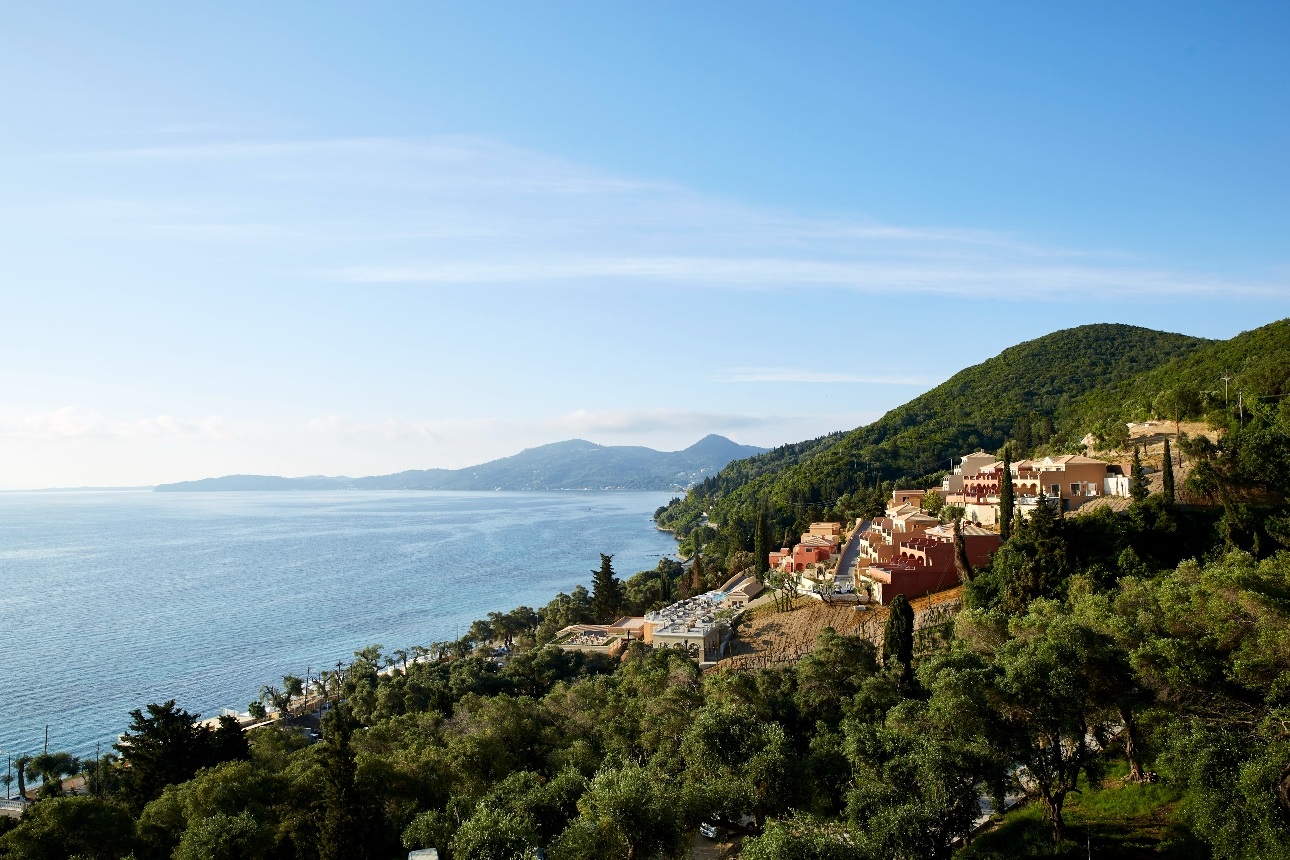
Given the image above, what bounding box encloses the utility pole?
[43,726,48,755]
[95,742,101,797]
[1238,390,1245,429]
[1221,373,1232,407]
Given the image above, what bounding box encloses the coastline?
[0,489,680,760]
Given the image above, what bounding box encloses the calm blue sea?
[0,490,679,759]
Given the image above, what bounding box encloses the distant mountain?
[154,435,768,493]
[156,475,353,492]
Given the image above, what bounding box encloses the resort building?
[719,572,764,609]
[644,591,726,661]
[550,616,651,657]
[1013,455,1114,512]
[1105,464,1131,497]
[767,521,846,573]
[889,489,928,508]
[769,533,838,573]
[858,521,1000,605]
[857,503,939,566]
[943,451,1126,524]
[554,573,764,663]
[941,452,1000,498]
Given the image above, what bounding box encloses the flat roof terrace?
[645,591,724,636]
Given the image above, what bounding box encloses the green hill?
[657,323,1210,560]
[1072,317,1290,433]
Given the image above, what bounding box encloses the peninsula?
[153,434,766,493]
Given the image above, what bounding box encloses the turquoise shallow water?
[0,490,678,759]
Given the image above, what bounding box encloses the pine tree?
[1162,439,1175,504]
[1131,446,1149,504]
[591,553,624,621]
[999,446,1015,541]
[882,594,915,687]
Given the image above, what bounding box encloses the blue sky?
[2,2,1287,487]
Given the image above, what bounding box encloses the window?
[1071,483,1081,496]
[1050,483,1060,496]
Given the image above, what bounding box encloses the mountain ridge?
[154,434,767,493]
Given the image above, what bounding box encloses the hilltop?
[154,434,766,493]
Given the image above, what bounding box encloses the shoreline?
[2,490,680,762]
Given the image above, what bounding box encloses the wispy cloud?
[303,408,780,445]
[0,407,237,442]
[28,135,1284,300]
[1,406,783,449]
[712,367,935,385]
[0,403,879,486]
[553,408,779,435]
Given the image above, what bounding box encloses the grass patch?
[957,765,1210,859]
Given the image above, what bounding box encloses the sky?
[1,2,1288,488]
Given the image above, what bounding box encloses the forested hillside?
[1073,318,1290,440]
[658,324,1207,563]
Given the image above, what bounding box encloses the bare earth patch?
[1081,420,1216,506]
[721,587,963,669]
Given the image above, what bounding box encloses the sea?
[0,489,680,760]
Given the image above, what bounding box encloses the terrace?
[551,620,644,655]
[644,591,724,635]
[645,591,726,662]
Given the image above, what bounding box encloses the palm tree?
[26,751,80,798]
[14,755,30,801]
[283,675,304,718]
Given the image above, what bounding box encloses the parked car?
[699,822,719,839]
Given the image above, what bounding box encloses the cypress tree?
[1131,446,1149,504]
[1162,439,1175,504]
[953,518,973,583]
[591,554,623,621]
[318,704,373,860]
[882,594,915,687]
[687,554,704,597]
[999,447,1015,541]
[754,506,770,575]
